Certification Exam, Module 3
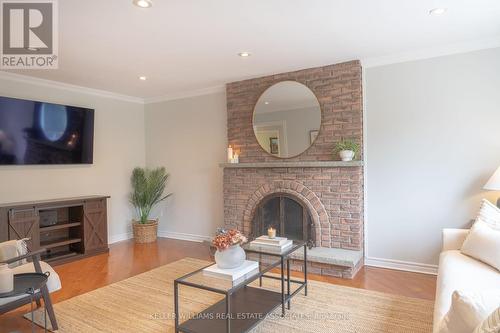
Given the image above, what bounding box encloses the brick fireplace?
[222,60,364,278]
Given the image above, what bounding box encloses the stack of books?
[203,260,259,283]
[249,236,293,251]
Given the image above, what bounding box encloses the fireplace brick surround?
[222,60,364,278]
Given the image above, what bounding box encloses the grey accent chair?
[0,241,60,330]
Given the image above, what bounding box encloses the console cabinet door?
[83,199,108,253]
[8,207,40,251]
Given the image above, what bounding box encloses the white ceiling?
[4,0,500,100]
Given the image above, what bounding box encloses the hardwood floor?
[1,238,436,332]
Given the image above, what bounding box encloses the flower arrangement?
[212,228,247,251]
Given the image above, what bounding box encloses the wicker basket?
[132,220,158,243]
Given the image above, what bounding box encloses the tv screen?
[0,96,94,165]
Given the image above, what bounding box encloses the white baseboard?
[365,256,438,275]
[158,231,211,243]
[108,231,210,244]
[108,232,133,244]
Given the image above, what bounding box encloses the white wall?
[144,92,227,240]
[0,76,145,242]
[365,47,500,269]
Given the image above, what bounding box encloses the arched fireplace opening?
[251,193,315,248]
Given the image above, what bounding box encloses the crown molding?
[144,85,225,104]
[0,71,144,104]
[362,36,500,68]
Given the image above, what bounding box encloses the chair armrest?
[0,248,47,265]
[442,229,469,251]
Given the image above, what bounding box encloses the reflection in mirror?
[253,81,321,158]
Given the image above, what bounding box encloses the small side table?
[0,273,50,333]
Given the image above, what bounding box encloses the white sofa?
[433,228,500,332]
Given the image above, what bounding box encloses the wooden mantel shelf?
[219,161,364,168]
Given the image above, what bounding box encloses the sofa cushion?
[473,307,500,333]
[475,199,500,230]
[433,250,500,332]
[0,261,61,307]
[461,219,500,271]
[438,290,500,333]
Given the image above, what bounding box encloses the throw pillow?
[0,239,28,268]
[438,290,500,333]
[461,219,500,271]
[474,307,500,333]
[475,199,500,230]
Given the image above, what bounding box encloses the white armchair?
[0,240,61,330]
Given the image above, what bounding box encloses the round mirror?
[253,81,321,158]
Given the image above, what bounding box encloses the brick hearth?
[222,60,364,278]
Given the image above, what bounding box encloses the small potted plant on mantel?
[334,138,360,162]
[130,167,172,243]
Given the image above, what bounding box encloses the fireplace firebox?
[251,193,315,248]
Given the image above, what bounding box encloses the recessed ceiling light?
[133,0,153,8]
[238,52,251,57]
[139,76,147,81]
[429,8,447,16]
[264,101,269,105]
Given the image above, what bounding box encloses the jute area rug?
[27,257,434,332]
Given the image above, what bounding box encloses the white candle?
[233,154,239,164]
[227,146,233,162]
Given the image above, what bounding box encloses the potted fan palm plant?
[130,167,172,243]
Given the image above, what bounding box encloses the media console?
[0,195,109,265]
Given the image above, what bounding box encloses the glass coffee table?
[174,241,307,333]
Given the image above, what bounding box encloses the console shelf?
[41,250,79,263]
[41,238,82,249]
[40,222,81,232]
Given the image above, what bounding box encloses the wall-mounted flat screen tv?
[0,96,94,165]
